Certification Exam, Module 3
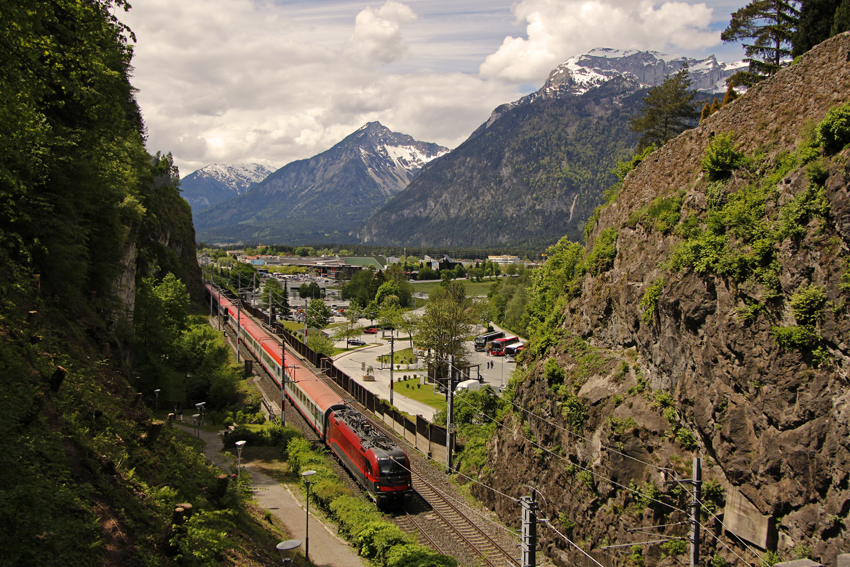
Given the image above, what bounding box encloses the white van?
[455,379,485,393]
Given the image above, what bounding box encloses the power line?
[448,392,762,566]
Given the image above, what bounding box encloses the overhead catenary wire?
[448,390,763,567]
[216,294,761,566]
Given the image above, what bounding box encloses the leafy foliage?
[816,102,850,154]
[585,228,618,275]
[702,133,746,181]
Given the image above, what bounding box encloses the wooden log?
[131,392,142,408]
[49,366,67,392]
[141,421,163,446]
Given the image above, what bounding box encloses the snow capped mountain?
[181,163,274,212]
[194,122,448,244]
[188,163,273,192]
[478,48,746,133]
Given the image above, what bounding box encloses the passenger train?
[206,283,411,503]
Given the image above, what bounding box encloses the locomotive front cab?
[374,447,411,502]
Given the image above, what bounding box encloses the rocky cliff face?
[477,33,850,567]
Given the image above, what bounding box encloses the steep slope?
[476,34,850,567]
[361,49,742,249]
[181,163,273,212]
[194,122,447,244]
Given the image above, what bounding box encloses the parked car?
[364,327,378,334]
[347,338,366,346]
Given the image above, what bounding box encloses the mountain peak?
[181,162,274,212]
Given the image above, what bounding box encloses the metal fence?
[221,293,449,460]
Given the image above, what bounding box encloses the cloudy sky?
[118,0,749,175]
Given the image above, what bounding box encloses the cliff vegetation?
[470,33,850,567]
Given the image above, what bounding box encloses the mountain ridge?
[194,122,447,244]
[181,163,273,212]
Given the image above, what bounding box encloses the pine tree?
[722,85,739,106]
[700,102,711,123]
[710,98,721,114]
[721,0,800,84]
[793,0,841,56]
[832,0,850,36]
[630,67,700,151]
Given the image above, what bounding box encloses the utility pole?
[217,287,222,330]
[521,493,539,567]
[691,457,702,567]
[236,300,242,363]
[389,334,394,407]
[446,355,455,474]
[280,331,286,427]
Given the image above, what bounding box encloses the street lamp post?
[301,470,316,562]
[195,402,206,426]
[153,388,160,419]
[235,440,246,478]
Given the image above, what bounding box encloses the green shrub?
[710,553,727,567]
[702,479,725,513]
[790,283,827,326]
[628,545,646,567]
[779,184,829,241]
[640,279,664,323]
[702,132,745,180]
[170,509,235,566]
[771,325,819,350]
[817,103,850,154]
[661,539,688,557]
[586,228,618,275]
[354,521,412,564]
[561,393,587,434]
[544,358,565,385]
[675,427,698,451]
[386,544,458,567]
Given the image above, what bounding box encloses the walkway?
[174,424,366,567]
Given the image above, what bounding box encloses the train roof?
[333,407,401,455]
[290,364,346,412]
[207,284,343,410]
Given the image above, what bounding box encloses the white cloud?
[118,0,746,175]
[120,0,520,174]
[480,0,721,82]
[347,1,418,65]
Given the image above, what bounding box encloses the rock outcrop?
[479,33,850,567]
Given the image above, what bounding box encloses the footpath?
[174,424,366,567]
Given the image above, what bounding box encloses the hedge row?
[286,434,457,567]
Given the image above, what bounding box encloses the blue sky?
[119,0,749,174]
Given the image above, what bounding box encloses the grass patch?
[393,380,448,413]
[411,279,499,297]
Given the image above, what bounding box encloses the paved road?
[174,424,366,567]
[329,323,523,419]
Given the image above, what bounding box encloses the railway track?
[405,474,518,567]
[211,311,521,567]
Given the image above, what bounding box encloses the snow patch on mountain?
[478,48,746,135]
[186,163,274,194]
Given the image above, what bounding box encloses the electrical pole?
[236,300,242,363]
[280,331,286,427]
[217,287,222,330]
[389,335,394,407]
[521,494,538,567]
[691,457,702,567]
[446,355,455,474]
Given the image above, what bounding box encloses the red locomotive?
[206,284,411,503]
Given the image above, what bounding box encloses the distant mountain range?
[193,122,447,244]
[190,48,743,249]
[360,49,743,248]
[181,163,273,212]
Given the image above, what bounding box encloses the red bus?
[489,336,519,356]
